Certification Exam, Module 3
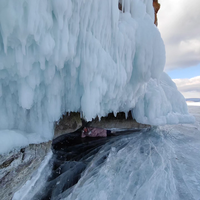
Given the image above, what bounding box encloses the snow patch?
[0,130,44,154]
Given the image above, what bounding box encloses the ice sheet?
[63,125,200,200]
[12,107,200,200]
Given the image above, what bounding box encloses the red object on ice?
[81,127,107,138]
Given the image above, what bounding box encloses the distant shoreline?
[187,102,200,106]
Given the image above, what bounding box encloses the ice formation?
[13,114,200,200]
[64,126,200,200]
[0,0,194,153]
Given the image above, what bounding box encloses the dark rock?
[55,111,150,138]
[153,0,160,26]
[54,112,82,139]
[89,111,151,129]
[118,2,122,11]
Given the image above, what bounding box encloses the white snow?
[0,0,194,154]
[187,102,200,106]
[0,130,43,154]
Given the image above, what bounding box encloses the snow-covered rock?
[0,141,51,200]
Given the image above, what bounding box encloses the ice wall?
[133,72,195,125]
[0,0,194,148]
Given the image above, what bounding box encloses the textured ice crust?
[133,72,195,125]
[13,151,53,200]
[63,125,200,200]
[12,107,200,200]
[0,0,194,148]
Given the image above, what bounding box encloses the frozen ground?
[14,106,200,200]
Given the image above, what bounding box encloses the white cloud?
[158,0,200,70]
[173,76,200,98]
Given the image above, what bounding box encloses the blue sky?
[166,64,200,79]
[158,0,200,98]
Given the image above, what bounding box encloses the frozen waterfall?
[0,0,194,153]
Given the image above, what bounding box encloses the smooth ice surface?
[14,106,200,200]
[63,107,200,200]
[0,0,194,151]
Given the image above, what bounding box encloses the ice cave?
[0,1,199,200]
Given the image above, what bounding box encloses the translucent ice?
[63,124,200,200]
[13,113,200,200]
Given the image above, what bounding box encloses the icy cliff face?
[0,0,194,151]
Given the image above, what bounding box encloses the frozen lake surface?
[14,106,200,200]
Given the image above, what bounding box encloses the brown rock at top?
[153,0,160,26]
[118,0,161,26]
[54,112,82,139]
[118,2,122,11]
[89,111,151,129]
